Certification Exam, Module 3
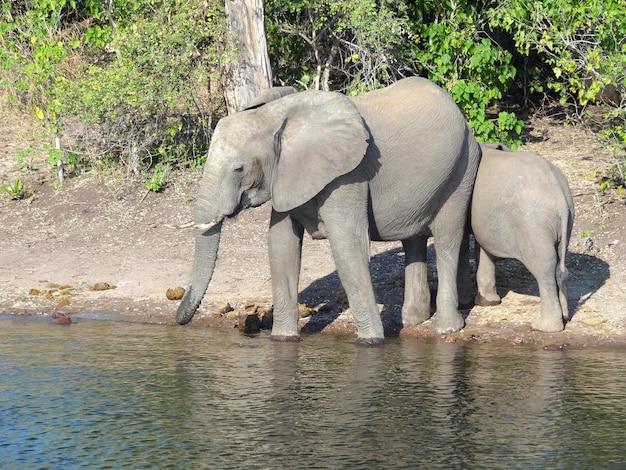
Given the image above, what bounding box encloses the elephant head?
[176,90,370,324]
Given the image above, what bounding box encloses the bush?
[3,0,625,185]
[267,0,524,147]
[406,2,524,146]
[266,0,408,93]
[489,0,626,189]
[1,0,228,176]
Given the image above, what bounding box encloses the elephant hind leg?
[526,257,566,333]
[400,235,432,326]
[474,245,502,306]
[430,227,465,334]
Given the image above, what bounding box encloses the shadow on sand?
[296,246,610,336]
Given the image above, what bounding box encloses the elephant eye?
[232,163,245,174]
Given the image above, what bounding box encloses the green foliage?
[266,0,408,93]
[16,149,36,172]
[489,0,626,186]
[0,0,108,113]
[48,147,63,167]
[406,2,523,146]
[1,0,227,175]
[144,162,169,192]
[0,179,25,200]
[489,0,626,103]
[60,0,227,172]
[3,0,626,185]
[267,0,524,146]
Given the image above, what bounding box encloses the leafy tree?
[1,0,228,175]
[4,0,625,181]
[266,0,408,92]
[405,1,523,145]
[490,0,626,188]
[266,0,524,145]
[61,0,228,173]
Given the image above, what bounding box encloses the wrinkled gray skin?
[176,77,481,343]
[470,143,575,332]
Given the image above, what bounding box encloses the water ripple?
[1,319,625,468]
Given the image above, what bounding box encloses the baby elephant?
[471,143,575,332]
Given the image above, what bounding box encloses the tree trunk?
[224,0,272,113]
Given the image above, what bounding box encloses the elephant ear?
[270,91,370,213]
[242,86,298,111]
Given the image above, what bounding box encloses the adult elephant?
[175,77,481,343]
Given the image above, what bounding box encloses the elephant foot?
[474,292,502,307]
[432,311,465,334]
[355,336,385,346]
[531,316,565,333]
[401,306,432,327]
[269,334,301,342]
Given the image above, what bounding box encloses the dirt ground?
[1,107,625,347]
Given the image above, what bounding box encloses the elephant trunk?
[176,197,223,325]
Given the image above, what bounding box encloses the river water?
[1,315,625,469]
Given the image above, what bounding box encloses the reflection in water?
[1,317,625,469]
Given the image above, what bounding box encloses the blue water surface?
[1,316,625,469]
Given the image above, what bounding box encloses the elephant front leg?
[268,210,304,341]
[401,236,432,326]
[328,233,385,344]
[321,205,384,344]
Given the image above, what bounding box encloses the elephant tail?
[556,207,574,319]
[558,201,574,276]
[557,215,569,282]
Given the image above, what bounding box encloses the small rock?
[224,310,239,320]
[256,305,273,320]
[259,308,273,329]
[90,282,116,291]
[238,313,261,334]
[298,303,313,318]
[216,302,234,315]
[332,288,348,305]
[53,316,72,325]
[317,303,334,313]
[166,286,185,300]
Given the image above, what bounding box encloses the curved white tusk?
[165,221,195,229]
[194,216,225,232]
